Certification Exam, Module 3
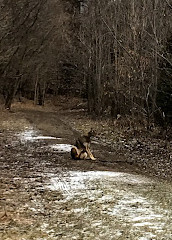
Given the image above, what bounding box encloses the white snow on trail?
[48,171,154,192]
[50,144,73,152]
[18,127,61,142]
[47,170,171,240]
[18,128,73,153]
[16,128,171,240]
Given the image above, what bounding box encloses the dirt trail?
[0,108,172,240]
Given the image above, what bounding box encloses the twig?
[165,0,172,9]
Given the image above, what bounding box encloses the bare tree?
[77,0,171,126]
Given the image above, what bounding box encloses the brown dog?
[74,129,96,160]
[71,145,88,160]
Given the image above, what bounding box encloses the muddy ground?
[0,101,172,240]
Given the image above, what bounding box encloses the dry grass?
[0,110,30,131]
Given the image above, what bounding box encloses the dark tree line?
[77,0,172,128]
[0,0,171,128]
[0,0,76,107]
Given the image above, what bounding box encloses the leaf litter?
[0,108,172,240]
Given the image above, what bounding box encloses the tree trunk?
[4,76,20,110]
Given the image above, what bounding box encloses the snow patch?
[46,170,167,239]
[18,128,59,142]
[110,192,165,238]
[47,171,154,194]
[50,144,73,152]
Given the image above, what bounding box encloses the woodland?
[0,0,172,131]
[1,2,172,238]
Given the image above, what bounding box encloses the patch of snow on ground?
[47,171,153,193]
[46,170,168,239]
[50,144,73,152]
[111,192,166,238]
[18,128,59,142]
